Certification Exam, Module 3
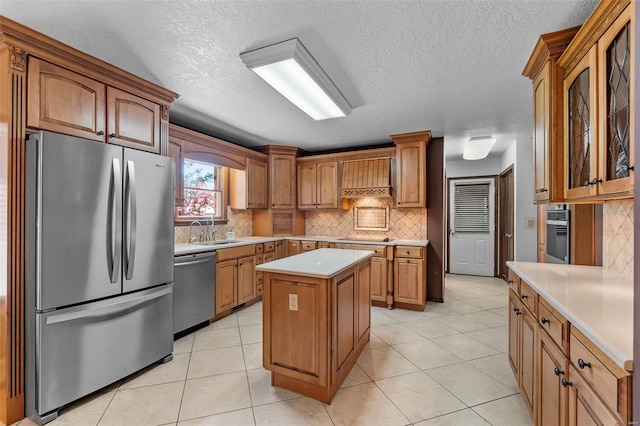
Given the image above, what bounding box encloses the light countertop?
[507,261,633,371]
[175,236,429,256]
[255,248,375,279]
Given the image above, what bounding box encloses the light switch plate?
[289,294,298,311]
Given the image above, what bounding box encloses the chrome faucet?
[204,215,213,242]
[189,220,203,244]
[211,230,217,241]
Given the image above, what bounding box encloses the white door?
[449,178,495,276]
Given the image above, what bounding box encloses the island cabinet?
[391,131,431,208]
[215,245,257,314]
[507,263,633,426]
[297,160,338,209]
[27,57,163,154]
[523,28,578,203]
[393,246,426,310]
[558,1,634,201]
[259,249,373,404]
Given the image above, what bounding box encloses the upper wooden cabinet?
[523,28,579,203]
[254,146,300,210]
[391,131,431,208]
[297,161,338,209]
[231,158,268,209]
[27,58,162,153]
[558,1,634,201]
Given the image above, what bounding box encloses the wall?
[446,157,502,178]
[174,207,252,243]
[305,198,427,240]
[602,199,634,277]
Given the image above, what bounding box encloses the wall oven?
[546,206,570,264]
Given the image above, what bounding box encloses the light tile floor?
[14,274,533,426]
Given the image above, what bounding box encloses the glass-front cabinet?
[564,47,598,200]
[598,6,633,196]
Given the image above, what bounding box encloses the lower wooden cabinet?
[215,259,237,313]
[215,245,257,315]
[285,240,301,257]
[393,246,426,310]
[537,329,569,426]
[370,256,387,302]
[236,256,257,305]
[520,304,537,416]
[567,365,620,426]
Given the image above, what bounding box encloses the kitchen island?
[256,248,375,403]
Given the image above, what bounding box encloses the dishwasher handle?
[174,252,217,267]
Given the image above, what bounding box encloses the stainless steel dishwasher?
[173,251,217,334]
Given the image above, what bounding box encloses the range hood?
[340,158,392,198]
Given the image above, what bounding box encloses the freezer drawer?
[34,284,173,417]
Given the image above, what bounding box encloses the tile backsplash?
[174,207,253,243]
[305,198,427,240]
[602,199,634,276]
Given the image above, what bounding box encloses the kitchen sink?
[202,240,236,246]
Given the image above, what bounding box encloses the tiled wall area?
[174,207,253,244]
[305,198,427,240]
[602,199,634,276]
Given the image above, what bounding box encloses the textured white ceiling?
[1,0,598,158]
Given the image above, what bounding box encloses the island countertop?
[507,261,633,371]
[255,248,375,279]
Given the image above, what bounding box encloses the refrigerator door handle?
[124,160,137,280]
[44,285,172,325]
[108,158,122,283]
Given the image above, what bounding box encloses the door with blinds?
[449,178,496,276]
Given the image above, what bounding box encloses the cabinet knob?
[577,359,591,369]
[109,133,116,138]
[620,164,634,173]
[97,130,105,136]
[513,308,522,316]
[406,260,410,263]
[507,279,513,284]
[561,378,572,388]
[520,293,528,300]
[554,367,564,376]
[541,317,550,325]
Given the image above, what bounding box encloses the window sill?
[175,218,229,226]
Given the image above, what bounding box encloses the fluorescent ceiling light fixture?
[240,38,352,121]
[463,136,496,160]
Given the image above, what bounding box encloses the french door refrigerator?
[25,131,175,424]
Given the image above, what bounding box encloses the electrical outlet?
[526,218,534,228]
[289,294,298,311]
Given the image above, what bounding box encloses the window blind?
[454,183,490,233]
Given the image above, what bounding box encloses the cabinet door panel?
[508,291,520,376]
[335,275,355,369]
[396,142,425,207]
[370,257,387,302]
[356,260,371,344]
[27,58,106,141]
[297,163,317,209]
[567,366,620,426]
[247,159,268,208]
[317,162,338,208]
[533,65,550,202]
[216,260,237,314]
[271,154,296,208]
[393,258,423,304]
[107,86,160,153]
[538,331,568,426]
[168,139,183,206]
[520,306,536,415]
[237,256,257,304]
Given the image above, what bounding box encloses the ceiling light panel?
[240,38,352,121]
[463,136,496,160]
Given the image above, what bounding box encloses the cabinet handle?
[97,130,105,136]
[536,187,548,193]
[109,133,116,138]
[620,164,634,173]
[513,308,522,316]
[406,260,410,263]
[507,279,513,284]
[584,178,602,186]
[541,317,550,325]
[577,359,591,369]
[406,251,410,254]
[554,367,564,376]
[561,378,572,388]
[520,293,528,300]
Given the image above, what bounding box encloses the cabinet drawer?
[570,329,631,423]
[394,246,423,258]
[538,298,568,354]
[256,244,264,254]
[263,252,275,263]
[255,254,264,265]
[301,241,317,251]
[507,269,520,294]
[216,244,256,262]
[334,243,386,257]
[518,281,537,316]
[264,242,275,252]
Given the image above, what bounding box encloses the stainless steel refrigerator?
[25,131,175,424]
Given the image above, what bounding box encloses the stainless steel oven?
[546,206,570,264]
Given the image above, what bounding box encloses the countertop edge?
[506,261,633,372]
[255,249,375,279]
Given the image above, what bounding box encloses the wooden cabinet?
[537,329,569,426]
[270,153,296,209]
[168,138,184,206]
[215,245,257,315]
[523,28,578,203]
[567,365,620,426]
[27,58,162,153]
[285,240,301,257]
[262,256,371,403]
[537,204,546,262]
[393,246,426,310]
[274,240,285,260]
[297,161,338,209]
[335,243,389,304]
[520,302,537,416]
[301,241,317,252]
[392,131,430,208]
[558,2,634,201]
[252,209,305,237]
[230,158,268,209]
[508,290,521,375]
